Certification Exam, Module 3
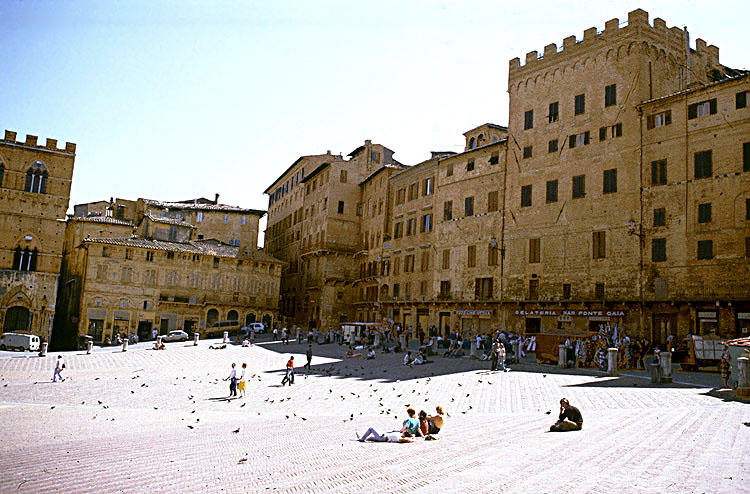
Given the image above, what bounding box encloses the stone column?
[223,331,228,344]
[295,327,300,343]
[86,341,93,354]
[660,352,672,383]
[39,342,48,357]
[431,338,438,355]
[737,357,750,398]
[470,340,478,359]
[558,345,567,368]
[399,334,406,350]
[373,333,381,347]
[157,335,163,348]
[122,339,128,352]
[512,340,520,364]
[194,332,200,346]
[607,347,618,376]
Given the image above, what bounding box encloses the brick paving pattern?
[0,339,748,493]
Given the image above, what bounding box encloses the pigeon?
[238,458,247,464]
[545,410,551,415]
[233,428,240,433]
[187,425,194,429]
[50,406,55,409]
[240,403,246,408]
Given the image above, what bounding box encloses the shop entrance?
[525,317,541,334]
[652,314,677,346]
[438,312,450,337]
[137,321,153,341]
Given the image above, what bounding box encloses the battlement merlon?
[508,8,720,79]
[2,129,76,154]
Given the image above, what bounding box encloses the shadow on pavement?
[257,338,726,396]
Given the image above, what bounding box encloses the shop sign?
[558,315,572,322]
[514,309,626,317]
[589,316,611,322]
[737,312,750,320]
[698,311,717,319]
[455,309,491,317]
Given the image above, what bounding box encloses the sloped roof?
[144,213,195,228]
[82,236,282,263]
[142,198,265,216]
[68,215,134,226]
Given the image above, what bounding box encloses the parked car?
[163,330,189,342]
[246,322,266,334]
[0,332,41,352]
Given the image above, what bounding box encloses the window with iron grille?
[467,245,476,267]
[595,283,605,299]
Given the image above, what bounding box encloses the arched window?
[227,310,239,323]
[245,313,256,325]
[24,161,48,194]
[0,163,4,188]
[469,137,475,149]
[4,306,30,332]
[206,308,219,327]
[13,247,37,272]
[478,133,484,143]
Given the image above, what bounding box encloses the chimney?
[214,193,219,205]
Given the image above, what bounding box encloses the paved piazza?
[0,339,748,494]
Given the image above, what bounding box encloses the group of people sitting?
[357,406,445,443]
[403,350,432,366]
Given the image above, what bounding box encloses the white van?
[0,332,41,352]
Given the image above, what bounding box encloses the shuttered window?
[694,150,712,179]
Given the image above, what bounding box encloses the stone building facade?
[0,130,76,341]
[53,196,281,347]
[265,142,403,329]
[264,8,749,343]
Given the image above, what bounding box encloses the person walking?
[719,352,731,389]
[490,340,499,371]
[52,355,65,382]
[305,345,313,372]
[497,339,507,371]
[237,363,247,398]
[281,356,295,386]
[225,363,237,398]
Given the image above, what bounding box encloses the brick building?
[53,197,281,347]
[0,130,76,341]
[264,8,749,343]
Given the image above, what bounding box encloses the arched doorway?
[245,313,256,325]
[206,308,219,327]
[227,310,239,324]
[4,306,30,332]
[262,314,272,331]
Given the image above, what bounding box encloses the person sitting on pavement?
[400,408,420,436]
[549,398,583,432]
[403,351,413,367]
[366,348,377,360]
[451,338,465,357]
[208,343,226,350]
[346,346,363,358]
[357,428,415,443]
[426,406,444,436]
[242,338,250,347]
[418,410,429,437]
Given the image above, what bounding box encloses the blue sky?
[1,0,747,243]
